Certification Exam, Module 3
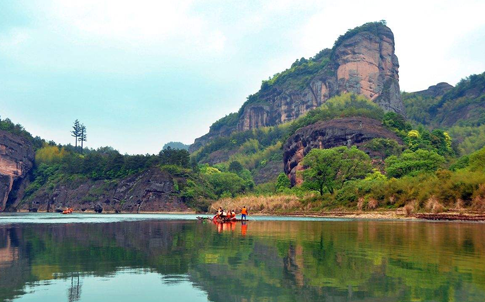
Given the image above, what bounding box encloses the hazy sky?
[1,0,484,154]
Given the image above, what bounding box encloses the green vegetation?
[236,48,331,118]
[403,72,485,155]
[302,147,371,195]
[332,20,388,52]
[385,149,445,178]
[209,113,239,132]
[286,93,384,139]
[0,116,44,149]
[193,92,465,208]
[260,54,330,91]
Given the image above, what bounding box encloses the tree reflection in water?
[0,219,484,301]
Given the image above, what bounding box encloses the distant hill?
[403,72,485,128]
[163,142,190,150]
[403,71,485,154]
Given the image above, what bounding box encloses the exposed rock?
[413,82,453,98]
[190,123,236,153]
[191,23,405,152]
[94,203,103,213]
[283,117,402,185]
[0,131,35,211]
[24,168,189,213]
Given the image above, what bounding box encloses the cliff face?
[0,131,34,211]
[192,22,404,152]
[23,168,188,213]
[283,117,402,185]
[238,25,403,132]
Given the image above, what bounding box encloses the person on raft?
[241,206,248,220]
[215,207,224,218]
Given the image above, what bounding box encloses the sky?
[0,0,484,154]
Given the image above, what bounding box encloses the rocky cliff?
[19,167,188,213]
[0,130,34,211]
[192,21,404,151]
[23,167,188,213]
[283,117,402,185]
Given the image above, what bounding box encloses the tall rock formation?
[191,21,404,151]
[0,130,35,211]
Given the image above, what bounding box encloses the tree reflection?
[0,220,484,302]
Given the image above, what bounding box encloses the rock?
[0,130,35,211]
[94,204,103,213]
[283,117,402,185]
[191,22,405,152]
[22,168,190,213]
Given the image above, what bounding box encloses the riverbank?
[210,194,485,221]
[13,202,485,221]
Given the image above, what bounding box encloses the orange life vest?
[241,208,248,215]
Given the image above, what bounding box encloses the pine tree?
[71,119,81,149]
[78,124,87,153]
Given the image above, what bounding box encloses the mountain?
[191,21,404,152]
[163,142,190,151]
[403,71,485,154]
[404,72,485,128]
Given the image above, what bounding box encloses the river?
[0,213,484,301]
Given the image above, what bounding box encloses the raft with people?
[197,206,249,223]
[62,208,73,214]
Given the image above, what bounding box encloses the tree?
[468,146,485,172]
[71,119,81,149]
[276,173,291,192]
[207,172,246,198]
[302,146,371,195]
[385,149,445,178]
[78,124,87,153]
[159,147,190,168]
[228,161,244,173]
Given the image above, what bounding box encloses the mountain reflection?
[0,219,485,301]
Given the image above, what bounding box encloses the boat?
[197,216,248,223]
[62,208,73,214]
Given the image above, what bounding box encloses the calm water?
[0,214,484,302]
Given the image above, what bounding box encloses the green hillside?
[403,72,485,154]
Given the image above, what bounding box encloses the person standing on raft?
[241,206,248,220]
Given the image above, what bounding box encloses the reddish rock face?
[283,117,402,186]
[0,131,34,211]
[334,29,402,114]
[191,23,405,152]
[236,25,403,133]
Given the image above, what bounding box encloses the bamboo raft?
[415,213,485,221]
[197,216,248,223]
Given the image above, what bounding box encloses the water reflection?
[0,218,484,301]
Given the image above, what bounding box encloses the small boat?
[62,208,73,214]
[197,216,248,223]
